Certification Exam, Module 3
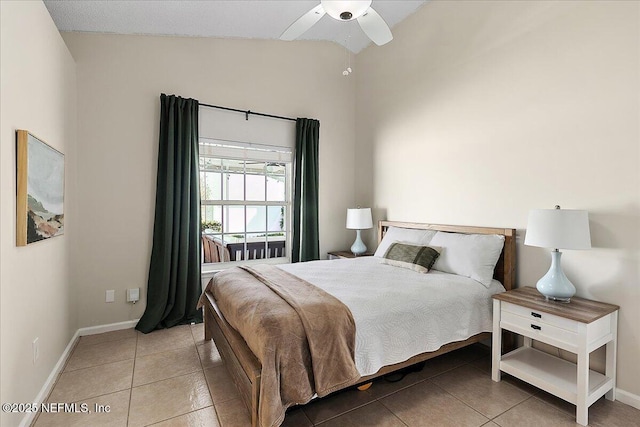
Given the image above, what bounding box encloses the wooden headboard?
[378,221,516,291]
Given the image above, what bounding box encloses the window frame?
[199,139,292,275]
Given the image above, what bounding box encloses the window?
[200,138,292,265]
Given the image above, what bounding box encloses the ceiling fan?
[280,0,393,46]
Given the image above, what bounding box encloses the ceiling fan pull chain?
[343,33,353,76]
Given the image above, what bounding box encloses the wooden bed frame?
[202,221,516,427]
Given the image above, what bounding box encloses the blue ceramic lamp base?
[536,250,575,303]
[351,230,367,256]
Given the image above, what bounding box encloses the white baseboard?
[19,329,80,427]
[77,319,139,337]
[616,388,640,410]
[20,319,139,427]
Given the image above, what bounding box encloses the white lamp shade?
[525,208,591,250]
[346,208,373,230]
[321,0,372,21]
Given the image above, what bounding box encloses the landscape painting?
[16,130,64,246]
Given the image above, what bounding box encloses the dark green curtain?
[136,94,202,333]
[292,118,320,262]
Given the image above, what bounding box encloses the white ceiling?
[44,0,427,53]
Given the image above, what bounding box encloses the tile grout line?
[127,327,202,426]
[311,351,545,426]
[33,335,138,426]
[34,327,215,427]
[305,349,489,426]
[64,336,138,373]
[191,322,226,427]
[304,392,375,425]
[487,392,580,425]
[76,333,137,348]
[487,395,538,424]
[426,379,492,423]
[368,356,487,402]
[126,330,138,427]
[131,372,210,426]
[129,338,209,388]
[135,325,213,426]
[132,366,206,389]
[370,377,430,401]
[130,341,205,388]
[72,334,137,350]
[484,373,548,422]
[135,341,197,359]
[500,394,579,423]
[144,405,217,427]
[59,355,137,374]
[430,361,537,422]
[374,398,410,427]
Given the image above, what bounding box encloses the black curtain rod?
[200,103,296,122]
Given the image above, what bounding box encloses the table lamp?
[524,205,591,302]
[346,208,373,256]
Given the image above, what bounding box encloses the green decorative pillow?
[382,242,441,273]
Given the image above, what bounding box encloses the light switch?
[106,290,115,303]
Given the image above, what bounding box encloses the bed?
[200,221,516,427]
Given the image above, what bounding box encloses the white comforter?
[279,256,505,377]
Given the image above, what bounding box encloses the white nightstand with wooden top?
[492,287,619,426]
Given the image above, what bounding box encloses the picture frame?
[16,130,65,246]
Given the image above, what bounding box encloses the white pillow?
[374,226,437,257]
[430,231,505,287]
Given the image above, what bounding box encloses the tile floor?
[33,325,639,427]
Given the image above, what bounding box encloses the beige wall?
[61,33,357,327]
[355,0,639,397]
[0,1,78,425]
[3,0,638,416]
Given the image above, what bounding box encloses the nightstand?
[492,287,619,426]
[327,251,373,260]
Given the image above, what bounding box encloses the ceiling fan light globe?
[321,0,372,21]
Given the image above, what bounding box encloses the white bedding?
[278,256,505,377]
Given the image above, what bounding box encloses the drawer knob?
[531,312,542,318]
[531,324,542,330]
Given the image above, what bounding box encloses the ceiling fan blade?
[357,7,393,46]
[280,4,326,41]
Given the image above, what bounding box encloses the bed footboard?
[203,292,261,427]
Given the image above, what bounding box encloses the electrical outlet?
[33,337,39,364]
[106,290,115,303]
[127,288,140,303]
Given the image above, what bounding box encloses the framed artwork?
[16,130,65,246]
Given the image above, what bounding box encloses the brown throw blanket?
[199,264,360,427]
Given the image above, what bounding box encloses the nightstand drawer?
[502,301,579,333]
[501,311,579,350]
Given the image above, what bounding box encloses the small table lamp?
[524,205,591,302]
[346,208,373,256]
